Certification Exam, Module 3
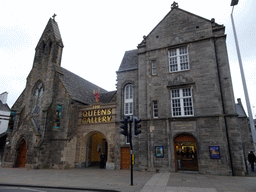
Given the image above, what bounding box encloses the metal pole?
[231,7,256,151]
[129,117,133,186]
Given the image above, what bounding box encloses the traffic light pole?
[129,117,133,186]
[120,115,141,186]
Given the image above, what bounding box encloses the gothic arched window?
[32,82,44,115]
[40,41,46,54]
[124,84,133,115]
[45,39,52,55]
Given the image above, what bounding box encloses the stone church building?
[3,17,117,170]
[3,3,254,176]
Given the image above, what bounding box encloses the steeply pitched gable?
[118,3,225,73]
[36,18,63,50]
[139,4,224,50]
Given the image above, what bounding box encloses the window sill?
[172,115,194,118]
[169,69,190,73]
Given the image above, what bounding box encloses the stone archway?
[16,139,27,167]
[80,131,108,168]
[174,133,198,171]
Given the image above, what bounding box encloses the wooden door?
[17,140,27,167]
[121,147,130,169]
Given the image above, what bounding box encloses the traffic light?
[134,117,141,136]
[120,117,128,137]
[231,0,238,6]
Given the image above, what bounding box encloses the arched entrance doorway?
[84,132,108,168]
[174,134,198,171]
[16,139,27,167]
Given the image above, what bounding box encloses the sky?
[0,0,256,118]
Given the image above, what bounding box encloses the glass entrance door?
[174,134,198,171]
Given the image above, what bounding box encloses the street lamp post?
[230,0,256,151]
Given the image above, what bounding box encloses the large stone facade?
[116,3,254,176]
[2,3,254,176]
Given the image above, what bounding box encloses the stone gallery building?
[3,2,254,176]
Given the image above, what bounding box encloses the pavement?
[0,167,256,192]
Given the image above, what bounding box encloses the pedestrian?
[100,153,105,169]
[248,151,255,172]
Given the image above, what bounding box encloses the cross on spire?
[52,13,57,20]
[171,1,179,9]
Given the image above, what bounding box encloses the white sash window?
[169,47,189,72]
[171,88,194,117]
[124,84,133,115]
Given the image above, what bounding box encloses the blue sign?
[209,146,220,159]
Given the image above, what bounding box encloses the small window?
[152,60,157,75]
[54,105,62,129]
[169,47,189,72]
[153,101,158,118]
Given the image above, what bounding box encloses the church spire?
[36,16,63,50]
[34,16,64,67]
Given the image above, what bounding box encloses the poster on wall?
[209,146,220,159]
[155,146,164,158]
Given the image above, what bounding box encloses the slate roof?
[100,91,116,103]
[59,67,108,105]
[118,49,138,72]
[51,19,62,43]
[0,101,10,112]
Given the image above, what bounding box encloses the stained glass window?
[54,105,62,129]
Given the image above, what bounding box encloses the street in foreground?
[0,168,256,192]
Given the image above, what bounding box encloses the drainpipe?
[213,37,234,176]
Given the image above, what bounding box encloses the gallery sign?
[81,108,112,124]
